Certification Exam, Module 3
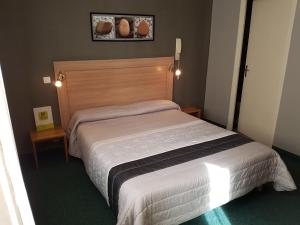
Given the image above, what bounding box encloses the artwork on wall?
[33,106,54,131]
[90,13,154,41]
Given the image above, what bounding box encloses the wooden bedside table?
[30,128,68,168]
[181,106,202,118]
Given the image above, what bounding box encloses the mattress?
[67,100,296,225]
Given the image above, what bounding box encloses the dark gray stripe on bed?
[108,133,252,215]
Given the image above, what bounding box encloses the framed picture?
[33,106,54,131]
[90,13,155,41]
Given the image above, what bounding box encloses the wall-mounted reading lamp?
[54,71,65,88]
[174,38,182,79]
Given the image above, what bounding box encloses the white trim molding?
[0,65,35,225]
[227,0,247,130]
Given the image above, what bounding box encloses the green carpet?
[21,149,300,225]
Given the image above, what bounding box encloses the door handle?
[244,65,250,78]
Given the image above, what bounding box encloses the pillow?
[67,100,180,157]
[67,100,180,135]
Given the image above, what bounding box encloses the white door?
[238,0,297,146]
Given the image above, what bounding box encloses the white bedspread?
[69,101,296,225]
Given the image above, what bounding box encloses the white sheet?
[70,104,296,225]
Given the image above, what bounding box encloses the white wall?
[204,0,242,126]
[274,1,300,156]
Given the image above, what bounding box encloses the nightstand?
[181,106,202,118]
[30,128,68,168]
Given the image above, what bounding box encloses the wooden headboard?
[54,57,174,129]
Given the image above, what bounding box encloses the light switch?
[43,76,51,84]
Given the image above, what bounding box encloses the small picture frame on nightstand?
[33,106,54,131]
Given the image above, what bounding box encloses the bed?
[54,57,296,225]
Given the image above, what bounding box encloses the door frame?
[226,0,248,130]
[227,0,298,131]
[0,65,35,225]
[232,0,254,131]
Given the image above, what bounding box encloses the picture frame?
[33,106,54,131]
[90,12,155,41]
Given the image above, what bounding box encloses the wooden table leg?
[31,142,38,169]
[64,136,69,162]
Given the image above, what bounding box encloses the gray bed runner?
[108,134,252,215]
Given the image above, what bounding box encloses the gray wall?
[204,0,241,126]
[274,2,300,156]
[0,0,212,154]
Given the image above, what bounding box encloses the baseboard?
[272,146,300,160]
